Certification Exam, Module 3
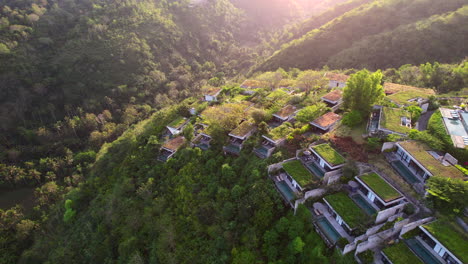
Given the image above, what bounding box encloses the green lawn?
[359,172,401,202]
[381,107,412,134]
[324,192,368,229]
[387,90,430,105]
[282,160,316,187]
[423,220,468,264]
[311,143,345,166]
[168,116,186,128]
[382,243,423,264]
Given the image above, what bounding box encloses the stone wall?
[399,217,434,238]
[381,142,396,152]
[324,169,342,185]
[294,188,327,211]
[375,203,406,224]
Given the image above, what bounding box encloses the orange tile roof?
[203,86,222,96]
[325,72,349,83]
[162,136,186,151]
[322,90,343,102]
[274,105,297,118]
[312,112,342,128]
[383,82,435,95]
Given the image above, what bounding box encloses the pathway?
[416,110,435,131]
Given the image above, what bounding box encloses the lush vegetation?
[282,160,316,187]
[380,107,412,134]
[359,173,401,202]
[343,69,384,118]
[257,0,468,71]
[426,176,468,213]
[311,144,345,166]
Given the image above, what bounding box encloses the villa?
[384,83,435,110]
[158,136,186,162]
[240,79,270,94]
[439,108,468,149]
[255,122,293,158]
[321,90,343,111]
[272,105,297,124]
[308,143,346,174]
[324,72,349,89]
[416,220,468,264]
[389,141,465,191]
[381,242,424,264]
[191,124,212,150]
[354,172,407,223]
[165,116,188,136]
[281,159,321,192]
[310,112,342,132]
[322,192,369,234]
[223,121,256,155]
[203,86,222,102]
[369,106,412,136]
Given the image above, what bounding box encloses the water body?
[0,187,36,212]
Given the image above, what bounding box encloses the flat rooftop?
[167,116,187,129]
[325,72,349,82]
[230,121,255,138]
[311,143,346,167]
[321,90,343,102]
[311,112,342,129]
[384,82,435,96]
[282,160,317,187]
[324,192,368,229]
[357,172,402,203]
[274,105,297,119]
[380,107,412,134]
[240,79,270,89]
[203,86,222,96]
[398,141,465,179]
[382,242,423,264]
[162,136,186,151]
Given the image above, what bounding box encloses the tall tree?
[343,69,384,116]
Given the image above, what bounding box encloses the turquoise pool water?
[406,239,442,264]
[391,160,420,184]
[316,217,341,243]
[443,117,468,137]
[276,181,296,202]
[197,143,209,150]
[351,194,377,216]
[305,162,325,178]
[255,146,270,156]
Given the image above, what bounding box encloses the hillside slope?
[257,0,468,71]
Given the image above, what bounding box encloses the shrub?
[366,137,381,150]
[455,165,468,176]
[341,110,363,127]
[74,150,97,165]
[403,203,415,216]
[401,227,422,239]
[336,237,348,248]
[357,250,374,264]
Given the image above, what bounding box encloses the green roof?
[311,143,345,167]
[266,122,293,141]
[387,90,431,105]
[358,173,402,203]
[168,116,186,129]
[382,243,423,264]
[324,192,368,229]
[380,107,412,134]
[282,160,316,187]
[398,141,465,179]
[422,221,468,263]
[230,121,255,138]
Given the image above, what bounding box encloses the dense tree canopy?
[343,69,384,116]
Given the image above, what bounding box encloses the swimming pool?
[406,238,443,264]
[391,160,421,184]
[442,117,468,137]
[316,217,341,244]
[351,194,377,216]
[276,181,296,202]
[305,162,325,178]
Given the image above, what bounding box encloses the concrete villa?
[321,90,343,111]
[310,112,342,132]
[223,121,256,155]
[272,105,297,124]
[325,72,349,89]
[203,86,222,102]
[158,136,186,162]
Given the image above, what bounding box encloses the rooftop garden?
[282,160,316,187]
[241,79,270,88]
[387,89,434,105]
[380,107,412,134]
[311,143,345,167]
[324,192,368,229]
[274,105,296,118]
[162,136,186,151]
[398,141,465,179]
[423,220,468,263]
[230,121,255,138]
[266,122,293,141]
[382,243,423,264]
[358,172,402,202]
[167,116,186,129]
[202,86,221,96]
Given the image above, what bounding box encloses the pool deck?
[352,190,380,214]
[313,202,354,242]
[407,237,445,264]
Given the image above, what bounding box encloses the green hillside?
[257,0,468,71]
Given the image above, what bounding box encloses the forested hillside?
[257,0,468,71]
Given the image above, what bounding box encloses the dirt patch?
[330,135,370,162]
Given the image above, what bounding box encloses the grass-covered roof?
[230,121,255,138]
[398,141,465,179]
[266,122,293,141]
[167,116,186,129]
[380,107,412,134]
[358,172,402,202]
[324,192,367,229]
[423,220,468,263]
[282,160,316,187]
[311,143,345,166]
[382,243,423,264]
[162,136,186,151]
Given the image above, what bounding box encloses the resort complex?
[155,72,468,264]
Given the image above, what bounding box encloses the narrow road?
[417,110,435,131]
